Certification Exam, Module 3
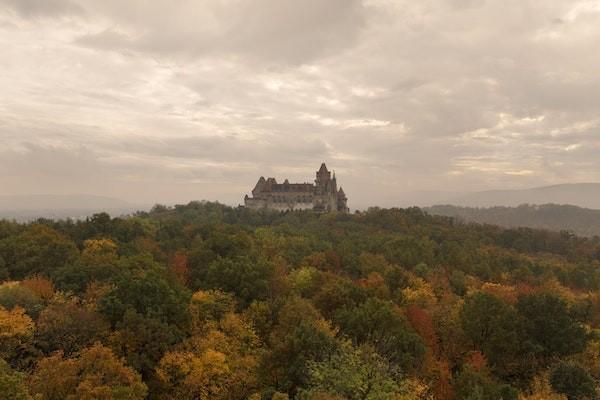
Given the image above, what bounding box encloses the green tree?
[202,255,275,307]
[36,299,109,356]
[517,293,587,359]
[109,309,181,380]
[0,283,45,318]
[0,256,7,282]
[53,238,120,294]
[453,365,517,400]
[334,298,425,371]
[383,236,436,269]
[299,343,405,400]
[550,363,597,400]
[460,292,526,378]
[97,254,190,328]
[0,358,31,400]
[262,297,339,394]
[0,225,77,279]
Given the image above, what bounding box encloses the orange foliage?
[433,359,454,400]
[465,351,487,372]
[21,275,55,301]
[171,251,190,286]
[480,283,518,304]
[357,272,391,299]
[406,305,438,354]
[30,343,147,399]
[134,237,164,259]
[302,251,342,272]
[0,306,34,338]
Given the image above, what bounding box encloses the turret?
[315,163,332,194]
[337,186,349,212]
[252,176,267,195]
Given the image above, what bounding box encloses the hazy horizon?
[2,0,600,207]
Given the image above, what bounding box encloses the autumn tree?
[36,299,109,356]
[520,375,567,400]
[0,306,35,369]
[156,313,261,399]
[170,251,190,286]
[20,275,55,301]
[189,289,236,332]
[29,343,147,400]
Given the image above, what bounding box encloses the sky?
[1,0,600,208]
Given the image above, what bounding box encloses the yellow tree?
[157,311,261,400]
[81,238,118,265]
[29,343,147,400]
[0,306,35,366]
[0,306,33,339]
[519,376,567,400]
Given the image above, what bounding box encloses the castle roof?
[318,163,329,173]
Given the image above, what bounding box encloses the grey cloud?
[74,0,366,65]
[2,0,600,207]
[0,0,83,17]
[108,134,331,168]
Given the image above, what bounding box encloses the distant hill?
[0,194,143,221]
[426,203,600,237]
[446,183,600,209]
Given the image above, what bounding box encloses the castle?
[244,163,349,213]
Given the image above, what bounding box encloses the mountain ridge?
[426,203,600,237]
[0,194,145,221]
[446,183,600,209]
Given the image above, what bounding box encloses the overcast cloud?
[1,0,599,208]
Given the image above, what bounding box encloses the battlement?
[244,163,349,212]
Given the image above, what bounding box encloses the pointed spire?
[318,163,328,173]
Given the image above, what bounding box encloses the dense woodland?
[0,202,600,399]
[427,204,600,238]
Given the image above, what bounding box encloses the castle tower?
[315,163,331,189]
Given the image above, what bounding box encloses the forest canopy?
[0,201,599,399]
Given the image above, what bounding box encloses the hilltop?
[446,183,600,209]
[0,194,143,221]
[426,203,600,237]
